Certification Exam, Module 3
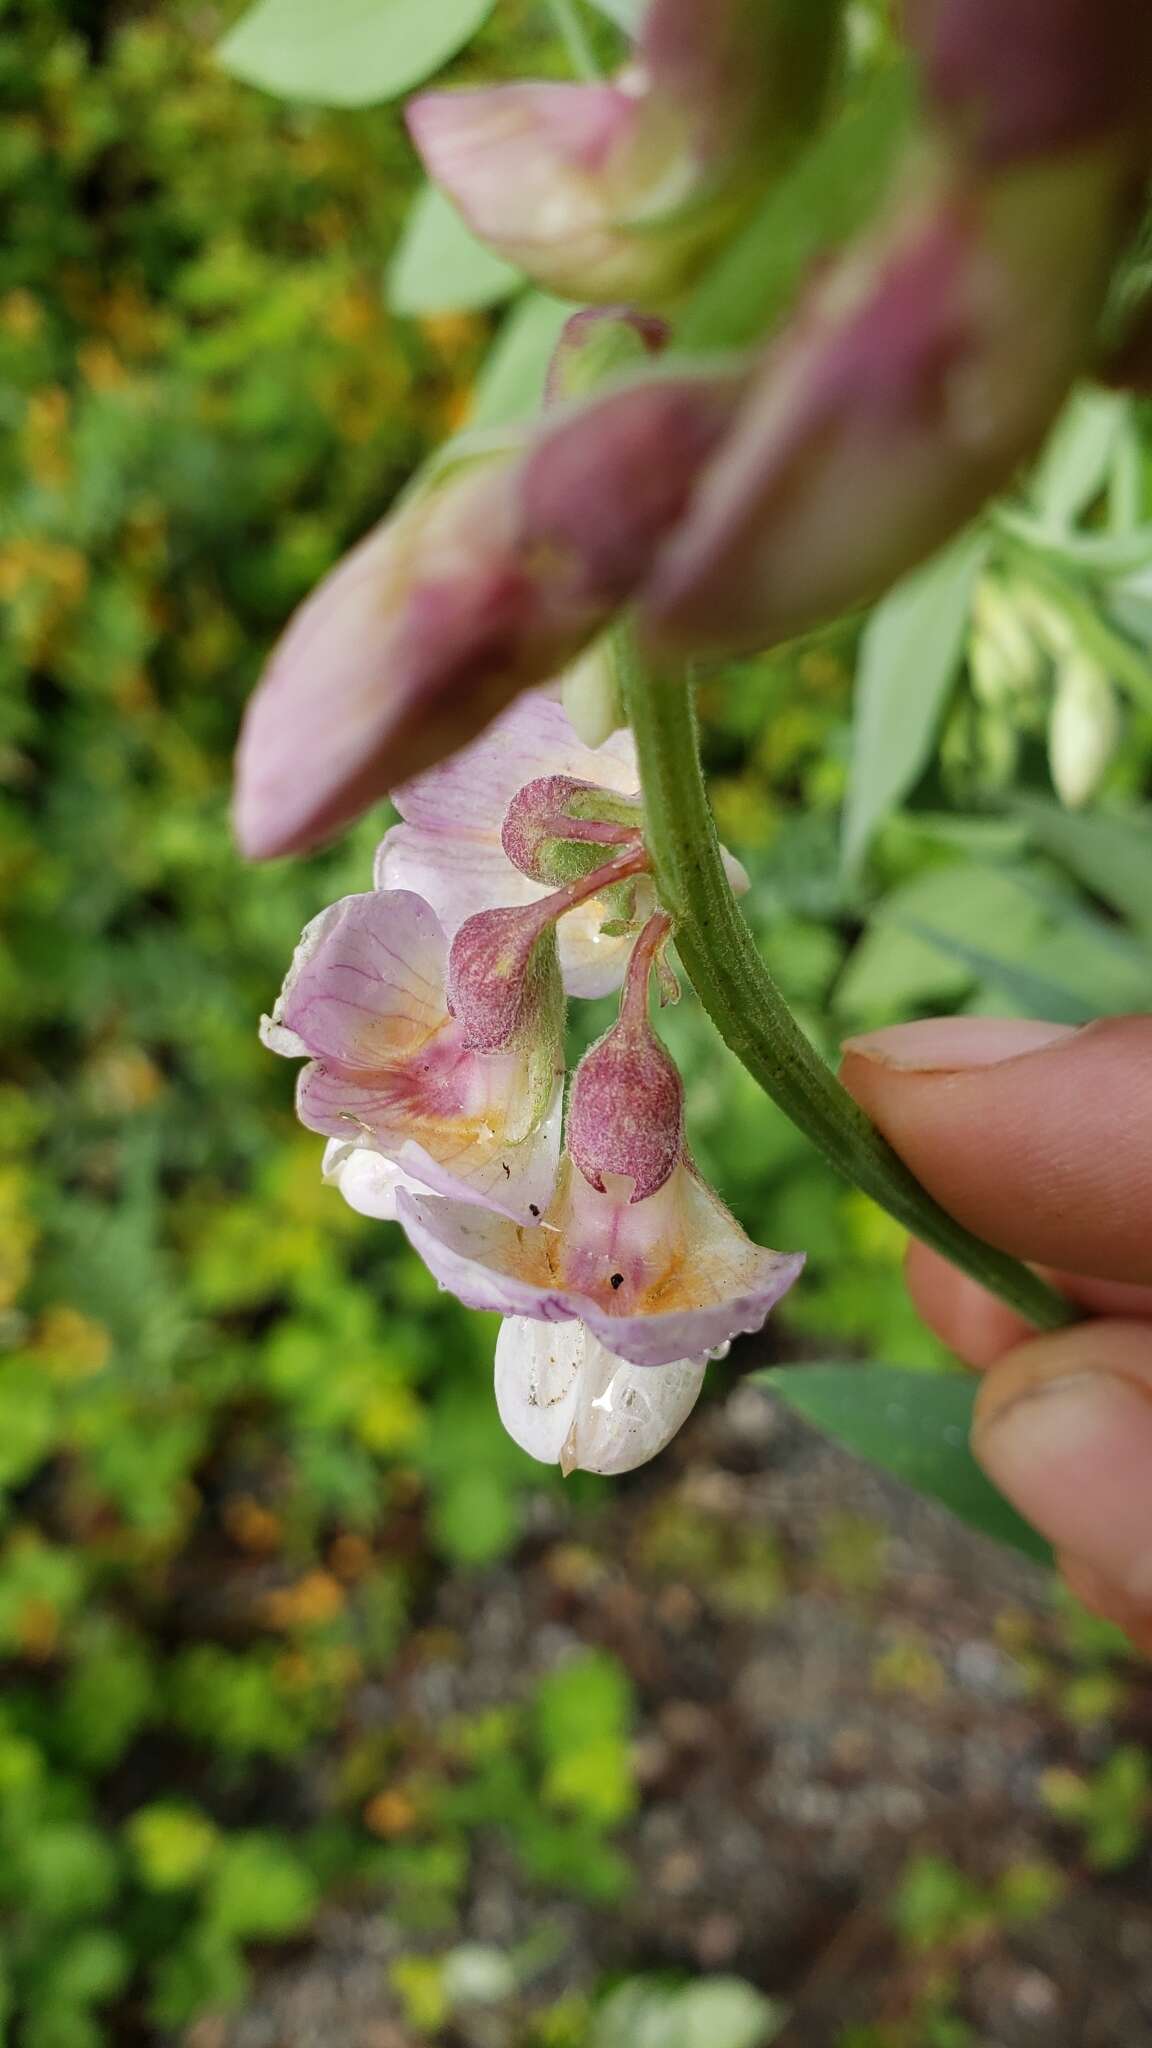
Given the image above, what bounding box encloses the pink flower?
[377,692,649,999]
[395,1152,804,1369]
[378,690,746,999]
[495,1316,707,1475]
[233,445,587,862]
[234,371,739,863]
[407,0,839,306]
[262,888,563,1222]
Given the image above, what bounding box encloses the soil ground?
[214,1376,1152,2048]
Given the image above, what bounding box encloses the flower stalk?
[620,637,1076,1332]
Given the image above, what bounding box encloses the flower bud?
[408,0,841,307]
[448,845,648,1050]
[447,901,561,1053]
[967,577,1043,706]
[233,367,732,860]
[560,640,625,749]
[566,914,683,1203]
[1048,652,1122,808]
[909,0,1152,163]
[522,368,745,613]
[500,773,642,886]
[233,444,565,860]
[567,1017,684,1203]
[641,152,1136,654]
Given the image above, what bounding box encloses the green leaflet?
[890,920,1107,1026]
[218,0,496,107]
[1014,796,1152,940]
[760,1364,1051,1565]
[842,529,989,875]
[1030,388,1129,529]
[388,185,523,315]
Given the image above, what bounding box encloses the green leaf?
[837,862,1055,1019]
[994,506,1152,579]
[1030,388,1126,528]
[468,293,572,427]
[842,530,989,874]
[207,1834,318,1938]
[1014,796,1152,938]
[582,0,641,26]
[759,1364,1051,1564]
[217,0,496,108]
[431,1468,518,1564]
[890,918,1102,1025]
[679,62,915,354]
[387,185,522,316]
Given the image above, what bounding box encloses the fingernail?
[975,1372,1152,1602]
[842,1017,1078,1072]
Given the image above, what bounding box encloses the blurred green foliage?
[4,0,1152,2039]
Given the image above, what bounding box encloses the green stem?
[545,0,600,80]
[622,647,1076,1332]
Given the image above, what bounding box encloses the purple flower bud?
[448,845,649,1051]
[234,368,741,861]
[500,773,642,886]
[642,153,1136,653]
[522,370,745,612]
[908,0,1152,163]
[567,914,683,1202]
[233,450,564,861]
[447,899,559,1054]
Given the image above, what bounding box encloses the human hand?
[840,1016,1152,1647]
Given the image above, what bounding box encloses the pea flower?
[261,887,563,1222]
[377,691,648,999]
[234,370,740,862]
[407,0,840,307]
[396,917,803,1366]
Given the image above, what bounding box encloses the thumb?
[839,1015,1152,1282]
[973,1323,1152,1635]
[837,1011,1152,1631]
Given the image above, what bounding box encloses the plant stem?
[545,0,600,80]
[622,645,1076,1332]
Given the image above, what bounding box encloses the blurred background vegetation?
[3,0,1152,2042]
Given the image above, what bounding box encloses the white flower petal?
[495,1317,706,1475]
[322,1140,418,1221]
